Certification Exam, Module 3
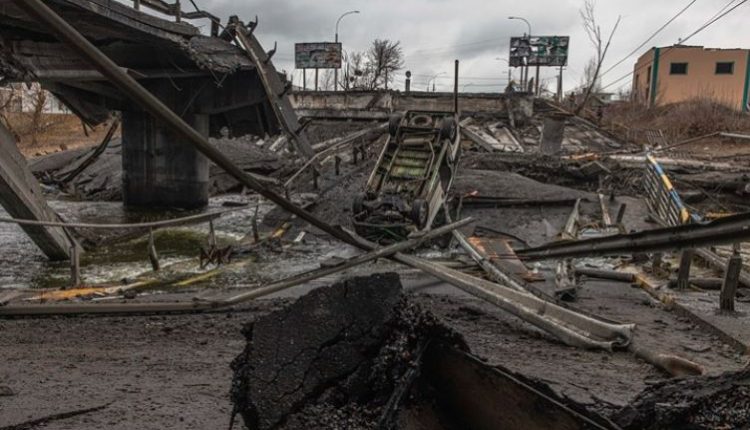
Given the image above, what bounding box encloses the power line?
[599,0,698,79]
[410,74,507,81]
[600,0,747,91]
[406,38,501,55]
[680,0,742,41]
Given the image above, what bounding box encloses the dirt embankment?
[2,112,114,156]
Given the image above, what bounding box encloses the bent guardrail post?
[0,219,472,316]
[517,212,750,261]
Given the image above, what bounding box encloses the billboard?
[509,36,569,67]
[295,43,342,69]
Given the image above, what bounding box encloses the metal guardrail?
[131,0,221,36]
[643,153,691,226]
[0,206,253,288]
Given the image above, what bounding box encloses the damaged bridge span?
[0,0,313,209]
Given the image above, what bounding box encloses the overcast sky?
[166,0,747,93]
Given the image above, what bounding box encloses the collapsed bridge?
[0,0,311,209]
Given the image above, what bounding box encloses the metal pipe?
[518,212,750,261]
[574,268,635,283]
[0,208,241,230]
[349,233,634,351]
[393,251,633,351]
[454,59,459,114]
[334,10,359,92]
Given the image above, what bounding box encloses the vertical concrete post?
[721,244,742,312]
[676,249,694,291]
[148,228,160,271]
[69,245,81,287]
[540,113,568,155]
[122,111,209,209]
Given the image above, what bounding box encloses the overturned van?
[352,110,461,243]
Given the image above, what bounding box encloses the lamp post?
[463,83,474,92]
[428,72,446,92]
[508,16,537,95]
[335,10,359,91]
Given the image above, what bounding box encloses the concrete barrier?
[290,90,534,119]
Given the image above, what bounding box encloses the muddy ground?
[4,113,750,429]
[1,269,745,429]
[3,149,748,429]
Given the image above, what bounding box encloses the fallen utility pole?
[518,212,750,261]
[349,230,634,351]
[443,204,526,293]
[0,219,471,316]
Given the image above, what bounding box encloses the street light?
[462,83,474,92]
[508,16,531,36]
[428,72,446,92]
[334,10,360,91]
[508,16,537,95]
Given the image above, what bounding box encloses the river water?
[0,195,284,291]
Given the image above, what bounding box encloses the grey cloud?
[177,0,748,92]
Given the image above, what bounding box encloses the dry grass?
[0,112,116,157]
[606,98,750,143]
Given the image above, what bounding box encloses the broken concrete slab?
[0,121,75,260]
[614,369,750,429]
[230,273,466,429]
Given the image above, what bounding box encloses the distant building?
[632,45,750,111]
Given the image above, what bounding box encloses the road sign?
[510,36,569,68]
[295,43,342,69]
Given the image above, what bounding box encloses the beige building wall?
[632,46,750,111]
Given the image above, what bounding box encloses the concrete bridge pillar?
[122,111,209,209]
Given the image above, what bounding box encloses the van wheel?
[352,193,366,217]
[410,199,429,229]
[440,117,457,141]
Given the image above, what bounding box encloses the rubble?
[229,273,467,430]
[2,2,750,429]
[614,369,750,429]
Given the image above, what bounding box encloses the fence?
[0,206,255,288]
[643,153,691,227]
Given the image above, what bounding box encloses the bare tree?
[346,51,368,90]
[27,83,47,146]
[319,69,335,91]
[580,57,601,93]
[366,39,404,90]
[575,0,620,115]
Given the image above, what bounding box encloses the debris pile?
[229,273,466,430]
[29,137,291,201]
[615,368,750,429]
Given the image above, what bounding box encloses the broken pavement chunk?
[230,273,466,430]
[614,368,750,429]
